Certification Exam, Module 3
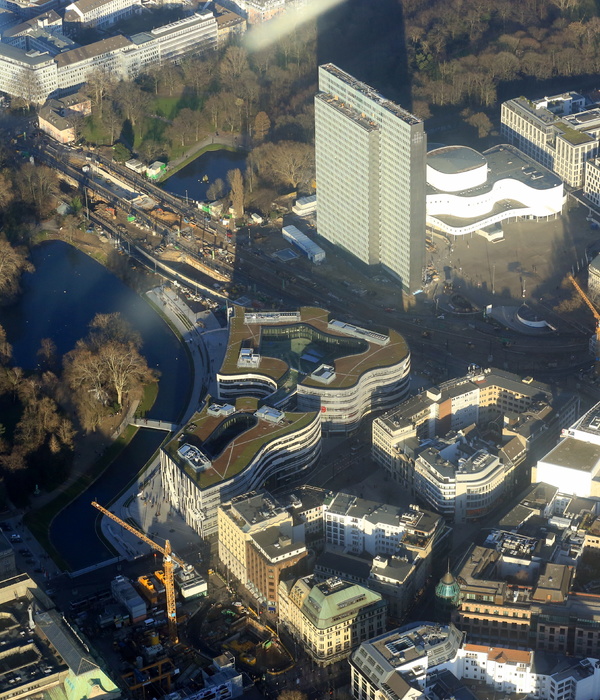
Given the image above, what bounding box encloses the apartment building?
[501,91,600,188]
[279,576,386,666]
[314,63,426,293]
[217,491,306,612]
[217,307,411,435]
[160,400,321,537]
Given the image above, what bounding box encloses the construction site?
[44,503,294,700]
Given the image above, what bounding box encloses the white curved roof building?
[426,144,565,238]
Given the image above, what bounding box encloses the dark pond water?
[160,148,247,201]
[0,241,192,570]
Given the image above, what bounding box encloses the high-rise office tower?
[315,63,426,293]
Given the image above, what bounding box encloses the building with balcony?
[160,398,321,537]
[217,307,411,435]
[279,575,386,666]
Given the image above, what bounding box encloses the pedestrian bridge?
[130,418,178,432]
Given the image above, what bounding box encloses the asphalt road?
[35,133,595,385]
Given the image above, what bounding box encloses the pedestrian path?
[130,418,177,431]
[97,288,229,558]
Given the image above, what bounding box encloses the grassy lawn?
[24,425,139,571]
[152,96,181,120]
[136,381,159,416]
[159,144,237,180]
[82,116,110,146]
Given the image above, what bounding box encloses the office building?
[501,91,600,188]
[534,400,600,497]
[373,367,579,508]
[279,575,386,666]
[217,307,411,435]
[160,399,321,537]
[217,491,307,612]
[314,63,426,293]
[0,9,217,102]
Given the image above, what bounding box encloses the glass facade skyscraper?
[315,63,426,293]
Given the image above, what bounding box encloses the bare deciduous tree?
[252,141,314,190]
[64,313,155,424]
[15,164,57,219]
[253,111,271,142]
[0,325,11,365]
[0,239,34,303]
[219,46,249,90]
[227,169,244,219]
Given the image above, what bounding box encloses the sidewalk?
[98,288,229,559]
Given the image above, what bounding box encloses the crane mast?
[91,501,183,643]
[568,273,600,373]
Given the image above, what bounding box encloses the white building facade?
[161,409,321,538]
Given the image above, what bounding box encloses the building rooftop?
[65,0,117,17]
[427,143,561,197]
[250,525,305,562]
[357,622,463,674]
[320,63,422,127]
[427,145,486,175]
[463,643,532,665]
[222,490,286,530]
[325,492,440,536]
[218,306,408,391]
[0,41,53,64]
[378,367,559,435]
[315,550,371,584]
[55,34,130,67]
[300,577,383,630]
[164,397,318,489]
[39,105,72,131]
[540,436,600,473]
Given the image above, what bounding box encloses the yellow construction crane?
[568,273,600,372]
[91,501,185,643]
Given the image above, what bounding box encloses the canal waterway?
[160,148,247,201]
[0,241,193,570]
